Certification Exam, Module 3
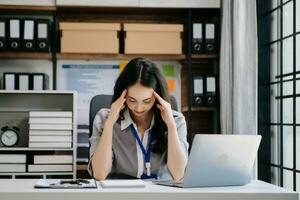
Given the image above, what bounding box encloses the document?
[34,179,97,189]
[99,179,146,188]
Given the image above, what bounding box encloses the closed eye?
[128,98,136,102]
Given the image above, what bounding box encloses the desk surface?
[0,179,298,200]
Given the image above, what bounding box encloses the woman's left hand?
[153,91,176,128]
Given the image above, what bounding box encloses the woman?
[89,58,188,181]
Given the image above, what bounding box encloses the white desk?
[0,179,298,200]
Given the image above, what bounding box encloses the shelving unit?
[0,91,77,179]
[0,3,221,178]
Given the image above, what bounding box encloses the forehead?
[127,82,154,99]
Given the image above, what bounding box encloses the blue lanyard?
[130,124,152,163]
[130,124,157,179]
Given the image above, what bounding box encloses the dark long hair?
[112,58,170,154]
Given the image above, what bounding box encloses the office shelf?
[182,106,217,112]
[77,143,89,148]
[0,52,52,60]
[0,91,77,179]
[77,164,88,171]
[0,5,56,11]
[191,54,218,59]
[57,53,217,61]
[57,53,186,61]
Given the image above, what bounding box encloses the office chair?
[89,94,178,137]
[89,94,112,138]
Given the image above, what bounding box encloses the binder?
[17,73,31,90]
[192,76,204,106]
[22,19,35,51]
[205,76,216,106]
[32,73,46,90]
[8,19,21,51]
[36,19,50,52]
[3,72,16,90]
[0,19,7,51]
[192,23,203,54]
[205,23,215,53]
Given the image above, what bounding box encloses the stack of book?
[28,154,73,172]
[0,154,26,173]
[28,111,73,148]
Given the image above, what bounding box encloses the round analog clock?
[0,126,19,147]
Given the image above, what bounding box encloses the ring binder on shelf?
[36,19,50,52]
[17,73,31,90]
[192,23,203,54]
[22,19,35,51]
[32,73,47,90]
[0,19,7,51]
[3,72,16,90]
[192,75,205,106]
[8,19,21,51]
[205,23,215,53]
[205,76,216,106]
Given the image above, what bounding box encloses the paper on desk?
[99,179,146,188]
[34,179,97,189]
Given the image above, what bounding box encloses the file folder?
[32,73,46,90]
[36,20,50,52]
[192,23,203,54]
[192,76,204,106]
[8,19,21,51]
[3,73,16,90]
[205,76,216,106]
[0,19,7,51]
[17,73,31,90]
[22,19,35,51]
[205,23,215,53]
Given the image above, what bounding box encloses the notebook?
[154,134,261,188]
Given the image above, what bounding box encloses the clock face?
[1,129,18,147]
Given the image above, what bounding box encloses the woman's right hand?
[107,90,127,124]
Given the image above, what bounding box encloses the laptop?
[154,134,261,188]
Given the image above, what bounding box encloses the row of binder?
[192,23,216,54]
[3,72,48,90]
[0,18,51,52]
[192,75,217,106]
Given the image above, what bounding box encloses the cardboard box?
[60,22,120,54]
[124,23,183,55]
